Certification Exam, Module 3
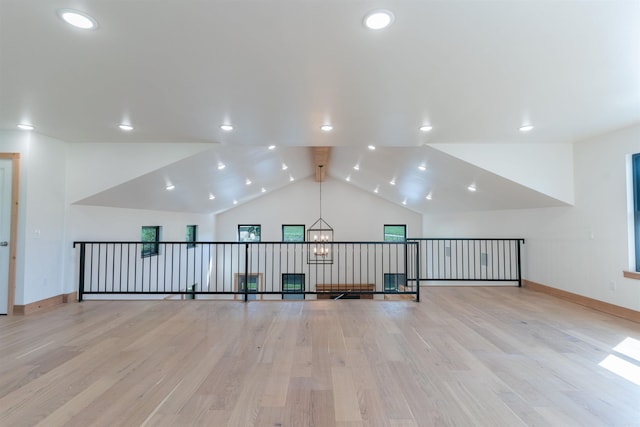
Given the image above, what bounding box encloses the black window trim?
[282,224,306,242]
[383,224,407,242]
[238,224,261,242]
[186,224,197,249]
[141,225,160,258]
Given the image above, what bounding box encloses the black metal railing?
[408,238,524,286]
[73,241,420,301]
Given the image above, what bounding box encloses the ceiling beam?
[312,147,331,182]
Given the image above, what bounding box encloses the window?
[238,224,261,242]
[633,154,640,271]
[186,225,197,248]
[384,273,406,292]
[282,273,305,300]
[141,226,160,257]
[384,224,406,242]
[282,224,305,242]
[234,273,262,300]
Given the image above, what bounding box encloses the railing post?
[244,242,249,302]
[517,239,524,287]
[415,241,420,302]
[78,243,85,302]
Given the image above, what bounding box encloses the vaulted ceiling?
[1,1,639,214]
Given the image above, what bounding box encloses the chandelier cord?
[319,165,323,220]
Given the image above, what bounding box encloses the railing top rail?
[73,240,420,247]
[407,237,525,243]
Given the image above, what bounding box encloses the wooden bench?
[316,284,374,299]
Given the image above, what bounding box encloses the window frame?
[633,154,640,271]
[383,224,407,242]
[141,225,160,258]
[282,273,305,300]
[238,224,261,242]
[282,224,305,242]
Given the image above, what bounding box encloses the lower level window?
[384,273,406,292]
[236,273,260,301]
[282,273,305,300]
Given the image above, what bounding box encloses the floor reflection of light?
[613,337,640,363]
[599,337,640,386]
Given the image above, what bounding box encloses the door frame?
[0,154,19,315]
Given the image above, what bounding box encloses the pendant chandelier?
[308,165,333,264]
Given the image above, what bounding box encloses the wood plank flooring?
[1,287,639,426]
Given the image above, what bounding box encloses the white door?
[0,159,12,314]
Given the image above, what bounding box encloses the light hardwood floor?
[1,287,639,426]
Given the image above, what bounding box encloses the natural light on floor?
[599,337,640,386]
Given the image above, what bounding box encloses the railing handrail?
[74,240,419,245]
[408,237,525,242]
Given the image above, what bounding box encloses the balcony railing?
[73,241,421,301]
[408,238,524,286]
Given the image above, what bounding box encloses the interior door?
[0,159,11,314]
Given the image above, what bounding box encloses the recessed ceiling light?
[289,175,294,182]
[402,199,407,205]
[426,192,433,200]
[245,178,252,186]
[389,178,396,186]
[217,162,226,170]
[368,145,376,150]
[353,164,360,171]
[166,184,175,191]
[419,125,433,132]
[364,9,394,30]
[519,125,534,132]
[119,124,133,131]
[282,163,288,170]
[17,123,34,131]
[220,124,234,131]
[346,175,351,182]
[233,200,238,205]
[374,186,379,194]
[57,9,98,30]
[418,164,426,171]
[268,145,276,150]
[209,194,215,200]
[261,187,266,193]
[467,184,477,192]
[320,124,333,132]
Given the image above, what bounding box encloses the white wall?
[0,131,67,305]
[216,176,422,241]
[69,205,214,242]
[424,123,640,311]
[65,205,215,294]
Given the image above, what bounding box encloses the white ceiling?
[1,1,639,214]
[76,145,568,214]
